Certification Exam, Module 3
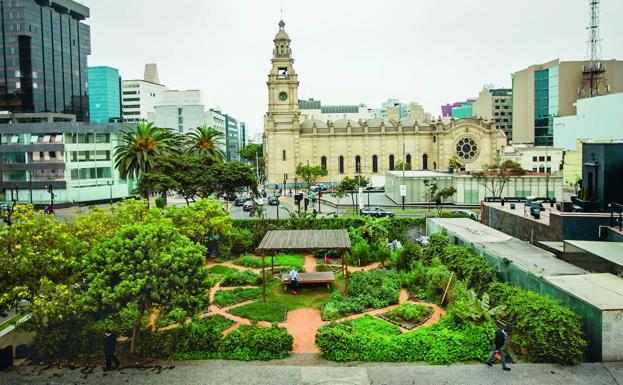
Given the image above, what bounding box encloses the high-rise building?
[239,122,246,150]
[472,88,512,138]
[0,0,91,121]
[149,90,206,134]
[122,64,167,122]
[205,108,227,154]
[224,114,239,161]
[88,66,121,123]
[512,59,623,146]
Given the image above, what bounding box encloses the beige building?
[511,59,623,146]
[472,87,512,137]
[263,21,507,185]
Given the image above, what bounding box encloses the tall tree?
[473,158,525,198]
[239,143,264,180]
[295,163,328,189]
[186,126,226,162]
[114,122,180,181]
[80,222,209,354]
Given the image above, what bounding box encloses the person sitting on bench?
[289,267,300,294]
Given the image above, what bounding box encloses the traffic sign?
[400,184,407,197]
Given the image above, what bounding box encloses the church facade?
[263,21,507,186]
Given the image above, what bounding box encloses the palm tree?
[114,122,179,180]
[186,126,226,162]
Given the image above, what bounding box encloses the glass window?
[321,156,327,170]
[389,155,395,171]
[372,155,378,173]
[355,155,361,173]
[339,156,344,174]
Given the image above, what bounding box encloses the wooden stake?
[262,251,266,302]
[441,272,454,306]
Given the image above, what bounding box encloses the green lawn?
[214,287,262,307]
[227,301,288,323]
[206,314,236,333]
[206,265,239,276]
[262,276,345,311]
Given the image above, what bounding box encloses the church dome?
[300,119,327,129]
[400,116,417,127]
[365,118,390,127]
[333,119,359,129]
[274,20,290,41]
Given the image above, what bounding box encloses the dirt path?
[347,262,381,272]
[285,308,323,353]
[304,255,316,273]
[206,261,262,274]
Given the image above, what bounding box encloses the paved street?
[1,360,621,385]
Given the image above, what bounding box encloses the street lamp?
[106,180,114,204]
[45,185,54,210]
[294,177,298,195]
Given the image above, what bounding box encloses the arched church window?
[339,156,344,174]
[389,155,395,171]
[321,156,327,171]
[406,154,411,165]
[423,154,428,170]
[355,155,361,173]
[372,155,378,173]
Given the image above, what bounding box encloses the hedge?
[316,315,494,364]
[488,282,586,364]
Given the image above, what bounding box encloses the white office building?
[149,90,207,134]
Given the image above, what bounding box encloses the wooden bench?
[281,271,336,290]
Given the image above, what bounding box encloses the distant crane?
[579,0,609,98]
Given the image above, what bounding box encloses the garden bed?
[234,254,305,272]
[227,301,288,323]
[213,287,261,308]
[376,302,435,330]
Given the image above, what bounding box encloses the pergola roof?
[256,230,351,252]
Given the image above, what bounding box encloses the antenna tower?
[580,0,608,98]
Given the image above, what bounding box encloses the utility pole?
[255,150,260,185]
[107,180,113,204]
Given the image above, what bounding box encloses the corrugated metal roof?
[256,230,351,251]
[428,218,513,244]
[545,273,623,311]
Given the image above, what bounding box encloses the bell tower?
[264,20,300,185]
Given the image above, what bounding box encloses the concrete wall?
[602,310,623,361]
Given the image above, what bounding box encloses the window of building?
[423,154,428,170]
[355,155,361,173]
[539,156,545,161]
[546,167,551,173]
[406,154,411,165]
[282,150,286,161]
[372,155,378,173]
[539,166,545,173]
[433,136,436,143]
[532,156,537,161]
[532,167,537,172]
[339,156,344,174]
[389,155,395,170]
[123,91,138,95]
[321,156,327,170]
[546,156,551,161]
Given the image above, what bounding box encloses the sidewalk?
[2,361,621,385]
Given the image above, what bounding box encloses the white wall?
[553,92,623,150]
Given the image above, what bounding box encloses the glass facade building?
[534,66,559,146]
[88,66,121,123]
[224,114,239,162]
[0,0,91,121]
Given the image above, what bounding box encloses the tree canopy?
[473,158,525,198]
[295,163,328,189]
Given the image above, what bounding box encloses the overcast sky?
[81,0,623,137]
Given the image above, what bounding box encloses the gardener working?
[289,267,300,294]
[485,327,511,371]
[103,330,120,371]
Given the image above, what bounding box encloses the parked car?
[268,196,280,205]
[235,196,247,206]
[449,209,480,221]
[254,197,265,206]
[310,183,329,192]
[242,201,255,212]
[360,206,395,218]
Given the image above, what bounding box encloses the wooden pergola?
[256,230,352,302]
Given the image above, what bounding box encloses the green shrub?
[321,292,365,320]
[316,315,494,364]
[220,269,262,286]
[348,315,401,335]
[394,243,422,271]
[207,265,239,276]
[218,324,293,360]
[386,303,432,324]
[488,282,586,365]
[155,196,166,209]
[214,287,262,307]
[235,253,305,271]
[436,245,497,294]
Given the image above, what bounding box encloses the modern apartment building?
[205,108,227,155]
[0,113,135,206]
[88,66,122,123]
[472,88,512,137]
[122,64,167,122]
[498,145,563,174]
[224,114,240,161]
[512,59,623,146]
[239,122,247,150]
[0,0,91,121]
[149,90,206,134]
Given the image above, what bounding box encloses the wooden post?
[440,272,454,306]
[261,250,266,302]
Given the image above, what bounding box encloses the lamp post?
[294,177,298,195]
[106,180,113,204]
[283,173,287,195]
[45,185,54,209]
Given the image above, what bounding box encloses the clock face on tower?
[279,91,288,101]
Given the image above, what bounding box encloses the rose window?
[455,137,478,160]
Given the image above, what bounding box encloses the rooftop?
[256,230,351,252]
[545,273,623,311]
[483,201,611,226]
[564,240,623,268]
[427,218,513,244]
[479,239,588,277]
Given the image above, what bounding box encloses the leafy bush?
[227,301,287,323]
[213,288,261,307]
[450,289,506,323]
[322,270,401,320]
[399,261,452,304]
[488,282,586,365]
[393,243,422,271]
[155,196,166,209]
[217,324,293,360]
[220,269,262,286]
[235,253,305,271]
[316,315,494,364]
[386,303,432,324]
[435,245,497,294]
[347,315,401,335]
[207,265,239,276]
